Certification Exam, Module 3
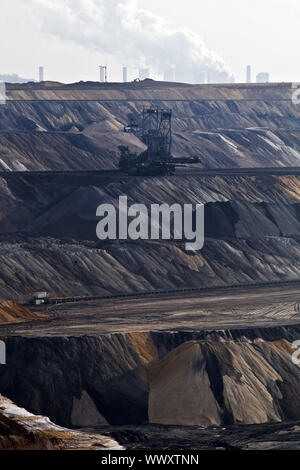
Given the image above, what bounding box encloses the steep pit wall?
[0,326,300,428]
[1,82,300,171]
[0,238,300,300]
[1,174,300,301]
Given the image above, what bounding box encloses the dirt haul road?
[0,283,299,337]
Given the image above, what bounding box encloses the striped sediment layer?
[0,300,42,324]
[0,328,300,428]
[0,395,122,450]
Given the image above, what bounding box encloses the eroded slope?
[0,329,300,428]
[0,81,299,170]
[0,395,122,450]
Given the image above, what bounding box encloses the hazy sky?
[0,0,299,83]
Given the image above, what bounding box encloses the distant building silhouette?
[122,67,128,83]
[99,65,107,82]
[256,72,270,83]
[39,66,44,82]
[246,65,251,83]
[0,74,35,83]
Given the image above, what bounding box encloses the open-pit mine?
[0,80,300,450]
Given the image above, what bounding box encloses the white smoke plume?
[21,0,234,83]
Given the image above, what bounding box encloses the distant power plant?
[91,64,236,84]
[39,66,44,82]
[256,72,270,83]
[99,65,107,83]
[246,65,251,83]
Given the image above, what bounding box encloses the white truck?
[31,292,48,305]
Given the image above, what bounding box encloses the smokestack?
[99,65,107,83]
[246,65,251,83]
[27,0,235,84]
[39,66,44,82]
[122,66,128,83]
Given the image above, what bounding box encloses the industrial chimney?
[39,66,44,82]
[123,67,128,83]
[99,65,107,83]
[246,65,251,83]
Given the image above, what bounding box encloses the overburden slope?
[0,173,300,299]
[1,81,300,447]
[0,81,299,170]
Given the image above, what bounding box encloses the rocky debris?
[93,421,300,450]
[0,394,123,450]
[0,300,42,324]
[148,339,300,426]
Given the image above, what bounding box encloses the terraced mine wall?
[0,82,300,171]
[1,82,300,433]
[0,82,300,302]
[0,326,300,428]
[0,173,300,300]
[1,237,300,300]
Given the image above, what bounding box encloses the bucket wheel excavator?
[119,107,201,176]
